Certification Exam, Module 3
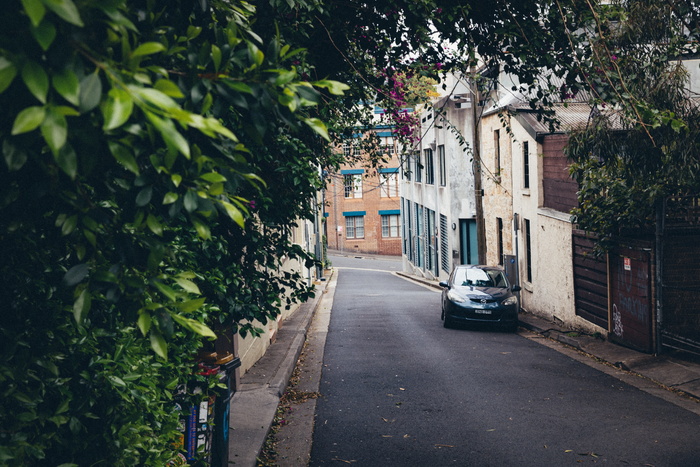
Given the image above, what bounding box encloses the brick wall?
[324,162,402,256]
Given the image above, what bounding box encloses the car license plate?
[474,309,491,315]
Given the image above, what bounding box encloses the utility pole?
[470,66,487,265]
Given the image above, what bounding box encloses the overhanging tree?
[0,0,346,463]
[566,0,700,249]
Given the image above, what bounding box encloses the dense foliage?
[0,0,344,464]
[566,0,700,248]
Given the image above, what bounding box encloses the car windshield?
[453,268,508,288]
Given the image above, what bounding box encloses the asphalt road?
[308,256,700,466]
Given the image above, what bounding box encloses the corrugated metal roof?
[516,103,594,135]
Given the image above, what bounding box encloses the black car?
[439,265,521,331]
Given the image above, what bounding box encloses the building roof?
[515,103,594,138]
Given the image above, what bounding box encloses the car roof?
[453,264,504,271]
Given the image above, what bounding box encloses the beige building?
[479,71,605,334]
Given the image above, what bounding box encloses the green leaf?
[137,312,152,336]
[3,139,28,171]
[79,73,102,112]
[53,105,80,116]
[12,106,46,135]
[102,88,133,130]
[22,61,49,104]
[54,143,77,179]
[163,192,178,204]
[63,263,88,286]
[211,45,222,72]
[108,141,139,175]
[136,186,152,207]
[313,79,350,95]
[131,42,166,57]
[221,200,245,227]
[146,214,163,236]
[174,278,200,294]
[31,20,56,51]
[41,0,83,27]
[73,288,91,325]
[154,79,184,98]
[176,298,206,313]
[92,270,118,283]
[223,80,253,94]
[22,0,46,27]
[209,182,224,196]
[153,281,177,302]
[53,68,80,106]
[107,376,126,388]
[183,190,198,212]
[40,106,67,152]
[191,216,211,240]
[171,314,216,338]
[149,330,168,359]
[133,87,178,111]
[304,117,330,141]
[0,57,18,93]
[200,172,227,183]
[61,213,78,235]
[144,111,190,159]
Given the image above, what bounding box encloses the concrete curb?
[228,274,332,466]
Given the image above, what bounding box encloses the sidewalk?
[228,268,700,466]
[228,273,332,466]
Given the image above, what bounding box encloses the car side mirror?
[439,281,449,288]
[511,285,521,292]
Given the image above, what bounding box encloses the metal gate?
[609,241,654,353]
[660,196,700,356]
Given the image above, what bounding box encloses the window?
[381,214,400,237]
[494,129,501,178]
[344,174,362,198]
[427,208,436,274]
[523,141,530,189]
[415,204,424,268]
[438,145,446,186]
[415,152,423,183]
[425,148,435,185]
[440,214,450,272]
[382,137,395,154]
[524,218,532,283]
[380,172,398,198]
[346,216,365,239]
[343,141,361,157]
[497,217,504,265]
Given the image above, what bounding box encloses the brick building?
[324,128,402,256]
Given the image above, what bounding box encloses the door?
[459,219,478,265]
